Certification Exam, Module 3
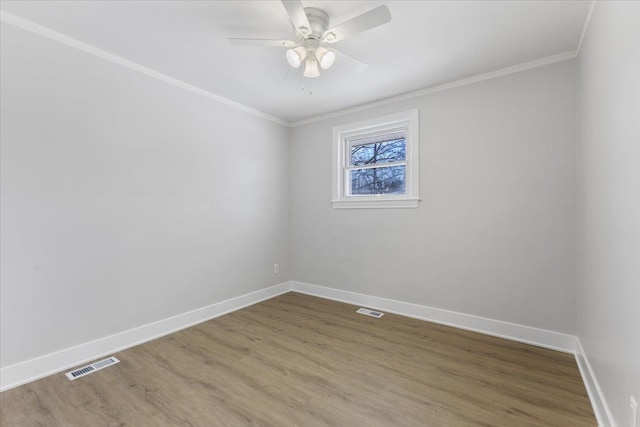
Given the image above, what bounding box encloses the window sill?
[332,198,420,209]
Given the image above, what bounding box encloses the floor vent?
[65,356,120,381]
[357,308,384,318]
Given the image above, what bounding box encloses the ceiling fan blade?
[228,38,297,48]
[333,48,368,73]
[324,5,391,43]
[281,0,311,36]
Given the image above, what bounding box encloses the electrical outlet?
[631,396,638,427]
[273,263,279,274]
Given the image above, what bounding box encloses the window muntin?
[332,110,419,208]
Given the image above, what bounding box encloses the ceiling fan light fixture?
[315,47,336,69]
[286,46,307,68]
[230,2,392,79]
[303,57,320,78]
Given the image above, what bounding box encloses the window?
[332,109,420,208]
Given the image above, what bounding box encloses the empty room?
[0,0,638,426]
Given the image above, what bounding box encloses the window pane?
[350,138,406,166]
[350,166,406,195]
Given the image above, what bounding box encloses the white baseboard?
[0,282,292,392]
[574,339,616,427]
[290,281,577,353]
[3,278,604,427]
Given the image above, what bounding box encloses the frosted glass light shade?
[303,58,320,78]
[286,46,307,68]
[315,47,335,69]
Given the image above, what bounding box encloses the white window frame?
[332,109,420,209]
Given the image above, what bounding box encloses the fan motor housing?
[302,7,330,39]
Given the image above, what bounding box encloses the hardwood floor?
[0,292,596,426]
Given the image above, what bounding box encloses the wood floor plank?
[0,292,596,426]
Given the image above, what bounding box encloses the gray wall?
[0,24,290,367]
[576,2,640,425]
[291,60,577,334]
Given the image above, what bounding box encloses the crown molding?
[291,50,578,127]
[0,11,289,127]
[576,0,597,55]
[2,10,582,130]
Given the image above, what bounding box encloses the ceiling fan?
[228,0,392,78]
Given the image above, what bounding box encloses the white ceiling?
[0,0,591,124]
